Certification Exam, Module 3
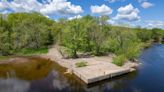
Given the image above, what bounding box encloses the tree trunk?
[72,49,78,58]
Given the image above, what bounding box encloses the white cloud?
[118,4,139,15]
[146,20,164,29]
[91,4,113,15]
[0,0,42,12]
[1,10,10,14]
[68,15,82,20]
[141,2,154,9]
[108,19,135,27]
[105,0,125,3]
[0,1,9,11]
[105,0,147,3]
[137,0,147,3]
[108,19,116,24]
[105,0,119,3]
[40,0,83,16]
[114,4,140,22]
[0,0,83,17]
[108,0,117,3]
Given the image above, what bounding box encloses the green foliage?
[136,28,153,42]
[60,15,110,56]
[0,13,164,66]
[0,13,54,55]
[55,15,163,65]
[0,15,12,55]
[61,47,78,58]
[112,55,127,66]
[15,48,48,56]
[75,61,88,68]
[124,42,142,60]
[61,19,85,58]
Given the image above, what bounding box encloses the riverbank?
[0,46,140,84]
[41,46,139,84]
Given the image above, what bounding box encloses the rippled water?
[0,44,164,92]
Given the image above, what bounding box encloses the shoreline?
[0,46,140,84]
[40,47,140,84]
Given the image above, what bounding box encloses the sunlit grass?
[75,61,88,68]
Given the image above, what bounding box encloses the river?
[0,44,164,92]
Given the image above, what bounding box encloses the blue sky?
[72,0,163,20]
[0,0,164,28]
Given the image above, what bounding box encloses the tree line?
[0,13,54,55]
[0,12,164,65]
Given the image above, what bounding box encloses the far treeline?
[0,12,164,66]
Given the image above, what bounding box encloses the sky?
[0,0,164,29]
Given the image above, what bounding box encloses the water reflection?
[52,70,69,90]
[0,57,138,92]
[84,71,138,92]
[0,78,30,92]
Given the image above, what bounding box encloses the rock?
[64,69,73,74]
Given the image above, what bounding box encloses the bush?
[75,61,88,68]
[112,55,127,66]
[125,42,142,60]
[61,47,77,58]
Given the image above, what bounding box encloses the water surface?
[0,44,164,92]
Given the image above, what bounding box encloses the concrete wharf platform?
[42,48,138,84]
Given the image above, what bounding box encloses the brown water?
[0,57,87,92]
[0,44,164,92]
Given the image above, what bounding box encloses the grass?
[15,48,48,56]
[75,61,88,68]
[0,56,10,61]
[0,48,48,61]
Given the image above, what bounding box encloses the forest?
[0,12,164,66]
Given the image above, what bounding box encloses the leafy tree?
[62,19,85,58]
[0,13,164,66]
[0,13,55,55]
[0,15,12,55]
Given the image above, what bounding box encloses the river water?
[0,44,164,92]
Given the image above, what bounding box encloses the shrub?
[125,42,142,60]
[75,61,88,68]
[112,55,127,66]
